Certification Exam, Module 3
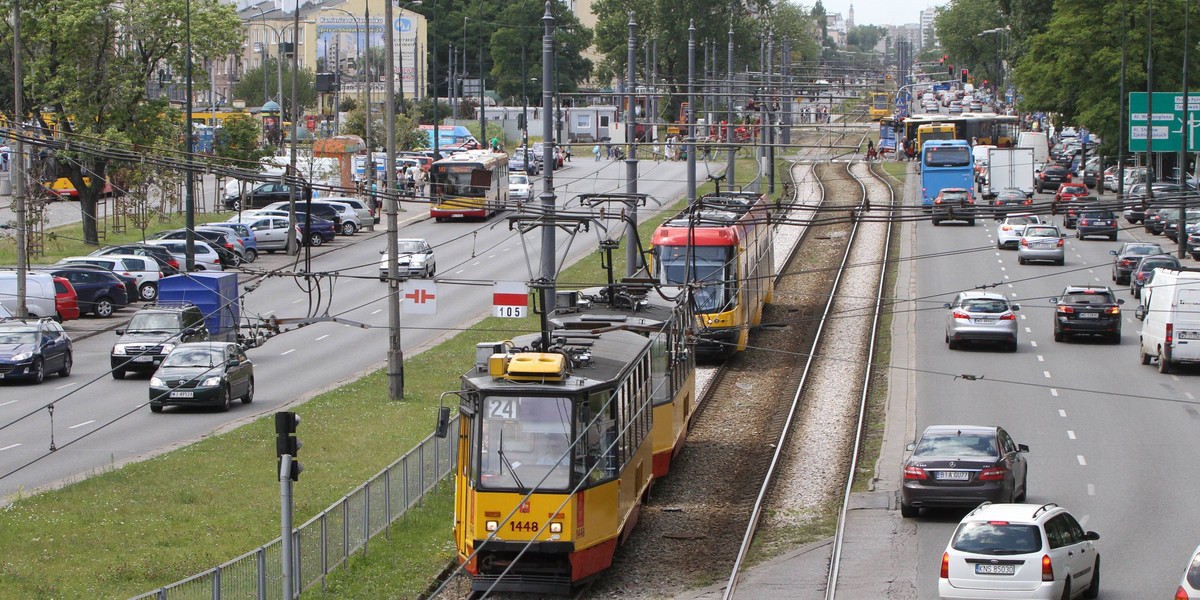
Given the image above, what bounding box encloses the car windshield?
[941,191,968,201]
[999,192,1023,200]
[396,241,427,254]
[961,298,1010,313]
[1024,227,1059,237]
[162,347,224,367]
[1062,292,1114,305]
[913,432,997,458]
[952,522,1043,555]
[127,313,182,333]
[1008,216,1039,225]
[509,175,529,185]
[0,330,38,344]
[656,245,730,313]
[924,147,971,167]
[1140,259,1178,271]
[1081,211,1113,219]
[1125,245,1163,256]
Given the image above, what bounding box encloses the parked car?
[931,188,976,226]
[241,215,299,253]
[90,243,181,277]
[996,214,1044,249]
[1129,254,1181,298]
[939,503,1099,599]
[1161,209,1200,243]
[379,238,436,280]
[148,342,254,412]
[943,292,1019,351]
[1074,209,1118,241]
[1017,224,1065,265]
[312,196,376,226]
[42,266,131,318]
[111,302,210,379]
[52,277,80,322]
[203,222,259,263]
[262,200,360,235]
[0,270,57,319]
[1110,241,1166,284]
[145,239,226,272]
[0,318,73,383]
[900,425,1029,517]
[222,182,311,210]
[1050,285,1123,343]
[59,254,162,301]
[294,213,337,246]
[149,228,242,267]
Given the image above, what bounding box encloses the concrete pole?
[625,12,640,276]
[479,1,486,148]
[365,2,375,222]
[687,20,697,207]
[386,0,404,398]
[727,23,735,191]
[287,8,300,258]
[13,0,26,318]
[782,38,791,145]
[1179,0,1189,260]
[279,455,294,600]
[185,0,196,270]
[539,2,557,344]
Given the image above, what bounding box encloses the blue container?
[157,272,241,342]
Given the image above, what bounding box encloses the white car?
[509,173,532,201]
[940,502,1100,600]
[59,254,162,301]
[1177,545,1200,599]
[315,196,376,226]
[379,238,436,281]
[996,214,1044,249]
[145,239,225,271]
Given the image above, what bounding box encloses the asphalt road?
[910,188,1200,597]
[0,157,703,500]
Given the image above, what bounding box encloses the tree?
[15,0,243,245]
[214,113,273,168]
[231,60,319,118]
[488,1,593,102]
[933,0,1006,85]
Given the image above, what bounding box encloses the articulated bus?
[429,150,510,221]
[869,91,892,121]
[920,139,975,208]
[884,113,1020,150]
[916,123,957,153]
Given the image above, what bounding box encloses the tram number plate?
[936,471,969,481]
[486,398,518,419]
[508,521,539,532]
[494,305,527,318]
[975,563,1015,575]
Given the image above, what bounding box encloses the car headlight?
[411,257,425,265]
[150,376,163,386]
[113,344,128,354]
[201,376,222,387]
[160,343,175,354]
[11,351,33,362]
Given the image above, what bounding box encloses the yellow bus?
[916,123,957,153]
[869,91,892,121]
[429,149,510,221]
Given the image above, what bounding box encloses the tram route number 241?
[494,305,527,318]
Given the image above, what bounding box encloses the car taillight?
[935,199,943,204]
[953,310,971,319]
[1121,259,1135,267]
[1023,199,1032,204]
[1080,219,1089,225]
[1136,272,1148,281]
[1041,554,1054,581]
[1001,225,1012,231]
[1056,239,1064,247]
[978,466,1007,480]
[1177,585,1190,600]
[941,552,950,579]
[1058,306,1075,314]
[1167,322,1174,344]
[1105,306,1120,314]
[1000,314,1016,320]
[1020,239,1029,247]
[903,465,927,480]
[168,259,180,268]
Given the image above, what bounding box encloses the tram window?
[581,391,617,483]
[657,245,731,312]
[477,395,572,491]
[650,333,670,405]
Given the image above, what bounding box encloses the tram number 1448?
[509,521,539,532]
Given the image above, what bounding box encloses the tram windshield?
[656,245,729,313]
[477,395,572,491]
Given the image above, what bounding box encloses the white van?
[1016,131,1049,169]
[0,271,57,318]
[1137,267,1200,373]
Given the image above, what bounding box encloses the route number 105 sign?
[492,281,528,318]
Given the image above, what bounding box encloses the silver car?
[944,292,1020,351]
[379,238,436,281]
[1016,224,1065,265]
[995,214,1043,249]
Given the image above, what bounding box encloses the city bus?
[920,139,974,209]
[916,123,957,153]
[429,149,510,221]
[869,91,892,121]
[885,113,1020,150]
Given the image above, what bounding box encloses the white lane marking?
[1079,514,1090,528]
[1088,269,1094,273]
[1004,275,1010,279]
[1077,455,1087,465]
[1012,292,1018,297]
[1051,389,1059,397]
[1025,327,1032,333]
[456,269,465,274]
[292,299,303,304]
[281,349,296,356]
[1037,355,1044,362]
[472,261,481,266]
[1008,283,1014,288]
[315,334,329,341]
[1187,392,1196,400]
[371,309,382,315]
[0,400,15,407]
[504,247,512,252]
[1030,340,1038,347]
[1095,277,1100,282]
[1000,266,1006,271]
[1087,484,1096,496]
[995,252,1001,256]
[1067,430,1076,440]
[0,443,20,452]
[55,382,78,390]
[1059,408,1066,416]
[1172,375,1181,382]
[1020,314,1027,320]
[1044,371,1052,378]
[68,420,95,430]
[998,259,1004,263]
[488,254,497,258]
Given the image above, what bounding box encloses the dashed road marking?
[0,400,15,407]
[1172,375,1181,382]
[1030,340,1038,347]
[1004,275,1010,279]
[1044,371,1052,378]
[1051,389,1059,397]
[1087,483,1096,496]
[1067,430,1076,440]
[55,382,77,390]
[1025,327,1032,333]
[281,349,296,356]
[0,443,20,452]
[456,269,465,274]
[1021,314,1027,320]
[68,420,95,430]
[371,309,382,315]
[1038,355,1044,361]
[1059,408,1066,416]
[1012,292,1018,297]
[1187,392,1196,400]
[315,334,329,341]
[292,299,303,304]
[1000,266,1006,271]
[1077,455,1087,466]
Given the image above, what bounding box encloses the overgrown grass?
[0,208,235,265]
[0,158,765,599]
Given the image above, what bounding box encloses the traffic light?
[961,69,969,84]
[948,64,954,76]
[517,112,526,130]
[275,411,303,481]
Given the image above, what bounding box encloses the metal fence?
[130,416,458,600]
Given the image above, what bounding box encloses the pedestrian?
[665,138,674,161]
[490,136,500,151]
[897,139,906,162]
[653,141,661,161]
[605,139,613,158]
[593,143,601,161]
[867,138,875,156]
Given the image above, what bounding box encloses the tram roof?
[463,329,652,394]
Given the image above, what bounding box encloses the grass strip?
[0,158,769,598]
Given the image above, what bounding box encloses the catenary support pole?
[625,12,640,276]
[386,0,404,398]
[687,20,697,207]
[539,2,557,347]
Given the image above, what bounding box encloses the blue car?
[294,213,336,246]
[44,267,130,318]
[204,223,259,263]
[0,318,73,383]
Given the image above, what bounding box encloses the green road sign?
[1129,92,1200,152]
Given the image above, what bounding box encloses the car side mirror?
[435,406,451,439]
[1117,299,1125,305]
[1048,298,1058,304]
[1109,250,1118,255]
[1084,531,1100,541]
[905,442,916,452]
[1135,305,1146,320]
[380,249,387,255]
[115,329,124,335]
[227,359,240,367]
[1011,304,1020,311]
[943,302,952,309]
[1018,443,1030,452]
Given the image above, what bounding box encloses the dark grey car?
[901,425,1029,518]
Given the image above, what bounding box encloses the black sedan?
[1130,254,1182,298]
[1075,209,1119,240]
[43,266,131,318]
[149,342,254,412]
[988,188,1031,218]
[900,425,1029,518]
[1110,241,1166,284]
[1051,285,1124,343]
[1035,165,1072,193]
[0,318,73,383]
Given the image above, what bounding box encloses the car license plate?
[936,471,969,480]
[975,563,1016,575]
[169,391,194,398]
[975,318,996,324]
[133,356,153,363]
[1180,331,1200,340]
[1078,313,1099,319]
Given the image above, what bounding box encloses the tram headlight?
[485,520,498,532]
[549,522,563,534]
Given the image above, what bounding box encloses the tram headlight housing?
[485,520,498,532]
[549,522,562,534]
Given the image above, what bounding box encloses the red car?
[52,276,81,322]
[1053,183,1091,228]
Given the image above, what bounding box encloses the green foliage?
[933,0,1006,85]
[213,113,273,168]
[231,59,319,117]
[488,2,593,101]
[846,25,887,53]
[416,96,453,125]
